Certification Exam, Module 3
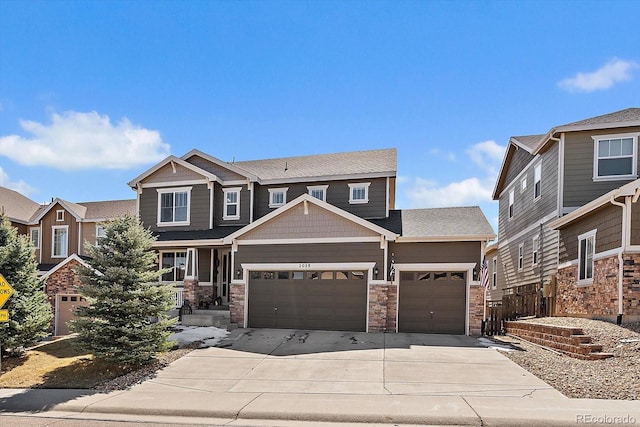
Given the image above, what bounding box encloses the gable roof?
[493,108,640,199]
[223,193,397,243]
[79,199,136,220]
[232,148,397,184]
[0,186,41,224]
[371,207,495,242]
[127,155,218,189]
[181,149,258,182]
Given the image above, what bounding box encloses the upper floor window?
[491,257,497,289]
[532,235,540,265]
[157,187,191,226]
[308,185,328,202]
[520,178,527,193]
[593,133,639,181]
[52,225,68,258]
[30,228,40,249]
[508,189,514,219]
[223,187,241,220]
[56,210,65,221]
[348,182,370,204]
[518,244,524,270]
[534,163,542,199]
[268,188,288,208]
[96,225,106,246]
[578,230,596,285]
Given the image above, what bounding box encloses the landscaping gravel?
[497,317,640,400]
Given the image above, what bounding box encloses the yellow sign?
[0,309,8,322]
[0,274,15,309]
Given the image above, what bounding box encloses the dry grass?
[0,337,131,389]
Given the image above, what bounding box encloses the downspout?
[609,196,626,324]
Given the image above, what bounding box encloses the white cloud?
[0,166,36,196]
[558,58,639,93]
[0,111,171,170]
[465,140,504,176]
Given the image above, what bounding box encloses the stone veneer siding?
[556,253,640,320]
[368,284,398,332]
[44,258,85,332]
[229,283,246,326]
[469,285,484,336]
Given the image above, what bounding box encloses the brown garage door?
[56,294,89,336]
[398,271,466,334]
[248,270,367,331]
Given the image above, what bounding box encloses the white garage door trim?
[238,262,376,330]
[392,263,476,335]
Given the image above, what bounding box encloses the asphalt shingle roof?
[233,148,397,181]
[561,108,640,127]
[0,186,41,222]
[370,207,495,239]
[512,134,545,151]
[79,200,137,220]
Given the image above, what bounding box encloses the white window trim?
[96,225,106,246]
[508,189,515,219]
[56,210,65,222]
[159,250,188,283]
[308,185,329,202]
[592,132,639,182]
[520,177,527,193]
[578,229,597,286]
[268,187,288,208]
[52,225,69,259]
[157,187,192,227]
[348,182,371,204]
[491,257,497,290]
[223,187,241,220]
[534,163,542,200]
[518,243,524,271]
[532,235,540,266]
[30,227,40,249]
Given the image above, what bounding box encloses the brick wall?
[556,253,640,320]
[44,258,85,332]
[229,283,245,326]
[469,284,484,335]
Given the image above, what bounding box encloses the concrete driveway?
[132,328,560,398]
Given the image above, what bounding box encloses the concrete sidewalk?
[1,329,639,426]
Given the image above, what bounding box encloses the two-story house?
[491,108,640,323]
[129,148,496,335]
[0,186,136,334]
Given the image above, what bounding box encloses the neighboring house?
[0,186,136,334]
[491,108,640,323]
[129,148,496,335]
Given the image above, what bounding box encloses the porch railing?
[173,287,184,309]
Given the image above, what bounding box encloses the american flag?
[480,257,489,290]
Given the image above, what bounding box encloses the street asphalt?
[1,329,639,426]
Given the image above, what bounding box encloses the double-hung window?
[268,188,288,208]
[223,187,241,220]
[517,244,524,270]
[96,225,106,246]
[508,189,514,219]
[578,230,596,285]
[532,235,540,265]
[308,185,328,202]
[534,163,542,199]
[52,225,68,258]
[491,257,497,289]
[30,228,40,249]
[593,133,639,180]
[157,187,191,226]
[348,182,370,204]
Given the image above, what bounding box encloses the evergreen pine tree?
[0,214,53,355]
[72,214,175,367]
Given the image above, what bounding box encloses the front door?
[216,249,232,305]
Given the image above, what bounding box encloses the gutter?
[609,196,626,324]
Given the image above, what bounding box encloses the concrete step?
[180,310,232,327]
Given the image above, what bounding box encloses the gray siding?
[253,178,388,220]
[214,183,250,227]
[198,248,212,282]
[234,242,384,280]
[558,204,622,263]
[631,202,640,246]
[563,127,640,208]
[504,146,535,189]
[185,155,249,182]
[139,184,210,232]
[390,241,481,265]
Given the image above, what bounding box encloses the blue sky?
[1,0,639,231]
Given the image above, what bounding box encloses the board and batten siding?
[563,127,640,208]
[139,184,211,232]
[253,178,388,220]
[40,205,79,264]
[234,242,384,280]
[557,204,622,263]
